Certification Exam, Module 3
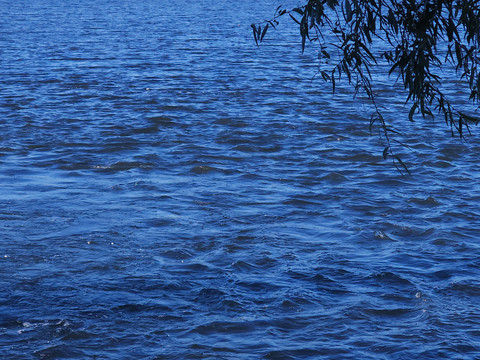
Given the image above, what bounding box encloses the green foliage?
[252,0,480,174]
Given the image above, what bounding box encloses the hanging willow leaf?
[408,102,417,122]
[383,146,389,160]
[394,156,411,175]
[345,0,353,22]
[251,24,258,45]
[331,69,336,93]
[260,24,269,42]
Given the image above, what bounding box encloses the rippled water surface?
[1,0,480,359]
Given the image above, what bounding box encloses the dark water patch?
[441,281,480,297]
[33,344,86,359]
[190,165,224,174]
[263,348,350,359]
[188,319,258,336]
[408,195,441,206]
[112,302,173,313]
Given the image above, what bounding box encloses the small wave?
[408,196,440,206]
[319,172,348,182]
[361,306,416,317]
[231,260,256,271]
[146,115,175,126]
[188,319,255,336]
[34,344,85,359]
[93,161,155,171]
[369,271,414,286]
[264,348,348,359]
[443,281,480,297]
[112,303,173,313]
[191,165,222,174]
[158,248,193,261]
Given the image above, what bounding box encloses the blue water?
[1,0,480,359]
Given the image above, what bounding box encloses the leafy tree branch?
[252,0,480,174]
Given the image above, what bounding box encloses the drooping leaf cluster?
[253,1,480,173]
